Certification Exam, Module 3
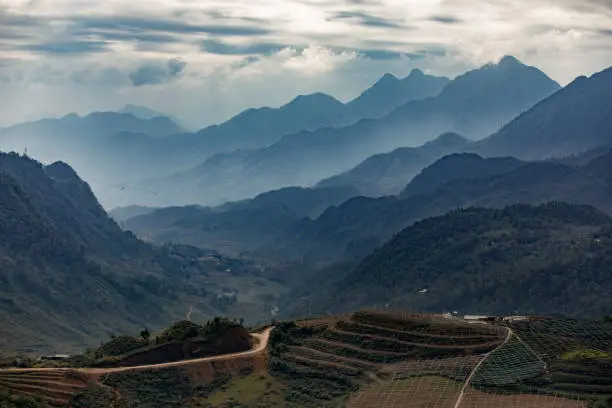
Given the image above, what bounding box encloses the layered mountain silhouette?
[139,56,560,207]
[127,150,612,265]
[123,185,358,256]
[312,63,612,200]
[266,151,612,264]
[0,70,450,209]
[316,133,470,196]
[109,204,158,223]
[194,70,451,153]
[118,104,194,131]
[301,203,612,317]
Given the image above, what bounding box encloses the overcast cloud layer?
[1,0,611,127]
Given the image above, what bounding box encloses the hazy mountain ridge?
[125,148,612,267]
[123,185,359,256]
[118,104,194,131]
[138,56,560,207]
[400,153,525,198]
[316,132,471,196]
[346,69,450,119]
[0,70,451,209]
[263,151,612,264]
[109,204,158,223]
[315,63,612,202]
[476,65,612,159]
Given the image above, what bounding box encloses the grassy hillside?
[295,203,612,318]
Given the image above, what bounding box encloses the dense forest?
[298,203,612,318]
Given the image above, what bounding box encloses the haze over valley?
[1,1,612,406]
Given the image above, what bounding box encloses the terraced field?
[2,313,610,407]
[264,310,508,407]
[0,370,91,406]
[264,311,612,408]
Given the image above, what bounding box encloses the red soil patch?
[460,390,587,408]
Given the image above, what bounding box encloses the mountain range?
[316,132,471,196]
[124,149,612,266]
[307,63,612,199]
[122,185,358,256]
[118,104,195,132]
[137,56,561,207]
[267,150,612,264]
[112,59,612,271]
[0,69,450,209]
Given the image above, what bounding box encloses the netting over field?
[343,312,612,408]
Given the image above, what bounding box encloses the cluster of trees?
[310,203,612,318]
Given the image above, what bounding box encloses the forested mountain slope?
[303,203,612,318]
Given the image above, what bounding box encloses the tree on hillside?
[140,328,151,342]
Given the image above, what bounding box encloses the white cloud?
[0,0,611,127]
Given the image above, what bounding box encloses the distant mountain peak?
[498,55,523,67]
[406,68,425,78]
[377,73,400,84]
[425,132,469,146]
[287,93,342,108]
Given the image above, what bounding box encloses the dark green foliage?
[67,384,115,408]
[95,335,146,358]
[159,321,202,343]
[319,203,612,318]
[102,367,193,408]
[140,328,151,342]
[73,317,249,368]
[267,324,360,407]
[592,396,612,408]
[0,392,48,408]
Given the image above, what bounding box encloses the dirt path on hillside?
[452,327,513,408]
[0,328,272,375]
[186,304,195,321]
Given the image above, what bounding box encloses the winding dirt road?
[0,327,272,375]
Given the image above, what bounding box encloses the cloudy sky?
[1,0,612,128]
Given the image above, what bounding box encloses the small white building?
[503,316,529,322]
[40,354,70,361]
[463,315,489,320]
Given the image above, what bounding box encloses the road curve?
[0,327,272,375]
